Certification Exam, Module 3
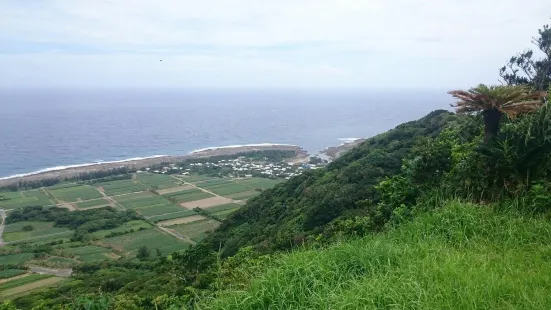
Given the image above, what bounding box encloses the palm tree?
[448,84,545,142]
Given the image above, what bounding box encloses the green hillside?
[197,201,551,309]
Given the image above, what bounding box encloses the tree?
[448,84,545,142]
[136,245,150,260]
[500,19,551,91]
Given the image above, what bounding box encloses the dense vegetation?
[2,19,551,310]
[7,206,141,242]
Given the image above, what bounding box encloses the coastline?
[321,138,366,159]
[0,144,307,187]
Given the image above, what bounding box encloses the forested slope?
[205,110,458,256]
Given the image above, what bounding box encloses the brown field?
[157,185,194,195]
[181,196,234,209]
[157,215,207,227]
[1,277,64,298]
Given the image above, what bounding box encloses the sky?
[0,0,550,89]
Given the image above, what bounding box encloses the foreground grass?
[198,201,551,309]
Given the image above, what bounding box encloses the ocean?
[0,89,451,179]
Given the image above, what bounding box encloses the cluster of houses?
[141,157,325,179]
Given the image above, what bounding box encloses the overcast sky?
[1,0,549,89]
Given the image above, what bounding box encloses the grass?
[197,201,551,310]
[48,185,102,202]
[0,274,52,290]
[170,219,220,243]
[75,198,110,209]
[136,205,185,217]
[97,179,147,196]
[180,175,217,183]
[91,220,151,238]
[147,210,198,222]
[163,189,215,203]
[0,269,26,279]
[4,221,53,233]
[0,190,52,209]
[97,228,190,257]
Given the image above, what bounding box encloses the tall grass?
[197,201,551,309]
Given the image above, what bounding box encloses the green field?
[163,189,215,203]
[34,256,79,268]
[136,173,180,189]
[212,208,239,220]
[0,269,26,279]
[169,219,221,243]
[96,179,147,196]
[148,210,198,222]
[75,198,110,209]
[97,228,190,256]
[0,190,52,209]
[236,178,282,189]
[195,179,233,187]
[225,191,260,200]
[0,253,35,265]
[48,185,102,202]
[3,221,72,242]
[180,175,217,183]
[91,220,152,238]
[61,245,117,262]
[113,192,184,217]
[0,274,52,291]
[203,203,242,213]
[199,183,251,196]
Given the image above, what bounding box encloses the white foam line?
[0,155,168,181]
[189,143,296,154]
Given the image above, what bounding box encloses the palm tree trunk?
[482,109,502,142]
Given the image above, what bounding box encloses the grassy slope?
[199,202,551,309]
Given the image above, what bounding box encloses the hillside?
[197,201,551,309]
[205,110,458,256]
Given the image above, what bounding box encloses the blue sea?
[0,89,451,179]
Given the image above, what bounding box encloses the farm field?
[75,198,110,209]
[181,196,233,210]
[3,221,72,242]
[0,269,26,279]
[147,210,198,223]
[179,175,217,183]
[29,256,79,268]
[168,219,221,243]
[0,253,35,265]
[224,190,260,200]
[200,183,251,196]
[60,245,117,262]
[203,203,242,214]
[96,228,190,257]
[91,220,152,238]
[96,179,147,196]
[211,208,239,220]
[0,190,53,209]
[0,275,64,298]
[235,177,282,189]
[157,215,206,227]
[48,185,102,202]
[163,188,215,203]
[136,173,180,190]
[113,192,184,217]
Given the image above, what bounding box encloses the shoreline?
[0,144,307,188]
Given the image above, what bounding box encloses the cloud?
[0,0,549,88]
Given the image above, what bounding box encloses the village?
[144,155,327,180]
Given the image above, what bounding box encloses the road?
[0,208,5,246]
[29,266,72,277]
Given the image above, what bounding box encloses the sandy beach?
[0,144,307,187]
